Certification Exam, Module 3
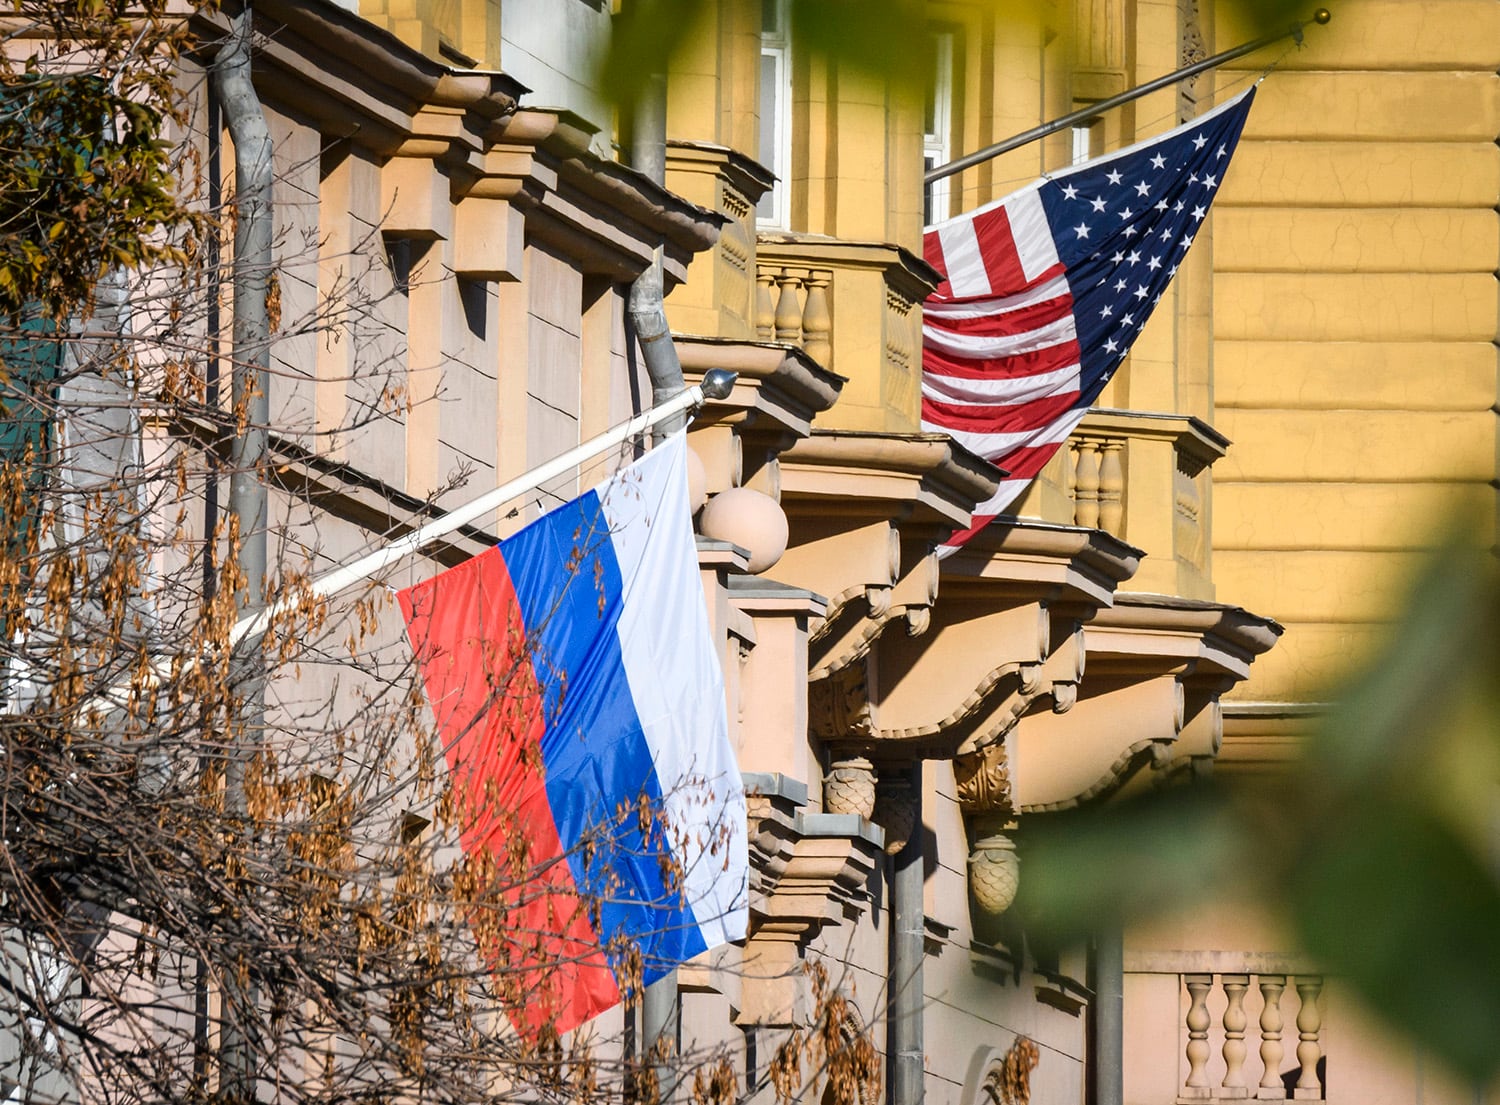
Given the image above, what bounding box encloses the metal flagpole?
[924,7,1331,186]
[228,366,738,648]
[76,368,738,714]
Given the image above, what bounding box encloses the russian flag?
[397,434,747,1036]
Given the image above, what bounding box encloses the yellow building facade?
[205,0,1496,1101]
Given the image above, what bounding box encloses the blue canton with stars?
[1038,88,1256,401]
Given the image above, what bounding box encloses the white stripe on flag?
[602,435,748,947]
[922,274,1072,321]
[970,477,1033,518]
[923,313,1078,359]
[933,403,1088,461]
[923,362,1082,406]
[1004,188,1061,283]
[936,217,992,298]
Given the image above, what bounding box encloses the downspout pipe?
[629,70,684,1093]
[211,8,272,1103]
[890,765,925,1105]
[1094,926,1125,1105]
[627,71,687,443]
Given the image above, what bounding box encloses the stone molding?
[195,1,721,285]
[755,233,941,308]
[739,776,884,1027]
[1080,407,1231,478]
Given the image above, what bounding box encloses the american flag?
[921,87,1256,549]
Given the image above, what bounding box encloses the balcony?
[1014,409,1230,600]
[1127,958,1326,1105]
[755,233,938,433]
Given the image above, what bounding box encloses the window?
[1071,117,1103,166]
[757,0,792,227]
[923,29,955,226]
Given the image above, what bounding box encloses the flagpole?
[924,7,1330,186]
[74,369,737,714]
[231,368,738,644]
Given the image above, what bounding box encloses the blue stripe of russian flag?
[399,435,747,1036]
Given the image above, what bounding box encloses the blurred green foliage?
[1020,534,1500,1087]
[600,0,1318,108]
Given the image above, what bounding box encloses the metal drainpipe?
[890,765,925,1105]
[628,68,685,1092]
[211,7,272,1102]
[1094,926,1125,1105]
[627,71,687,443]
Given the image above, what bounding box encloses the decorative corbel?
[808,658,877,744]
[954,741,1022,922]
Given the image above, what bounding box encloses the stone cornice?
[159,412,498,567]
[768,432,999,683]
[779,430,1001,530]
[677,338,844,438]
[940,520,1143,610]
[1010,675,1188,813]
[196,1,525,157]
[726,575,830,620]
[1080,408,1231,476]
[755,233,941,306]
[801,520,1137,758]
[1084,593,1283,683]
[479,109,725,273]
[1004,594,1283,812]
[196,1,721,284]
[666,141,777,203]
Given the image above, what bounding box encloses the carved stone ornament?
[808,660,876,741]
[969,832,1020,918]
[824,756,877,819]
[870,774,916,855]
[954,744,1012,818]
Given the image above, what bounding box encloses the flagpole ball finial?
[1312,7,1331,23]
[700,368,738,402]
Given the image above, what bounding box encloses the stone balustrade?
[755,233,937,432]
[1020,409,1229,600]
[1176,972,1325,1104]
[1065,435,1126,534]
[755,266,834,368]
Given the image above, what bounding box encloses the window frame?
[757,0,793,228]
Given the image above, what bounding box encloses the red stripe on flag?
[922,390,1082,436]
[970,206,1029,293]
[942,512,997,550]
[994,441,1073,480]
[398,550,621,1038]
[922,337,1083,381]
[925,291,1073,337]
[922,230,951,297]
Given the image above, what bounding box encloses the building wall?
[500,0,615,156]
[210,3,1499,1105]
[1121,5,1499,1105]
[1209,0,1500,729]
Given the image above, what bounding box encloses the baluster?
[1073,440,1101,529]
[1221,974,1249,1097]
[1292,977,1323,1099]
[1181,974,1213,1099]
[801,270,832,368]
[754,269,777,340]
[1064,441,1078,502]
[773,270,805,344]
[1098,440,1124,534]
[1257,975,1287,1100]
